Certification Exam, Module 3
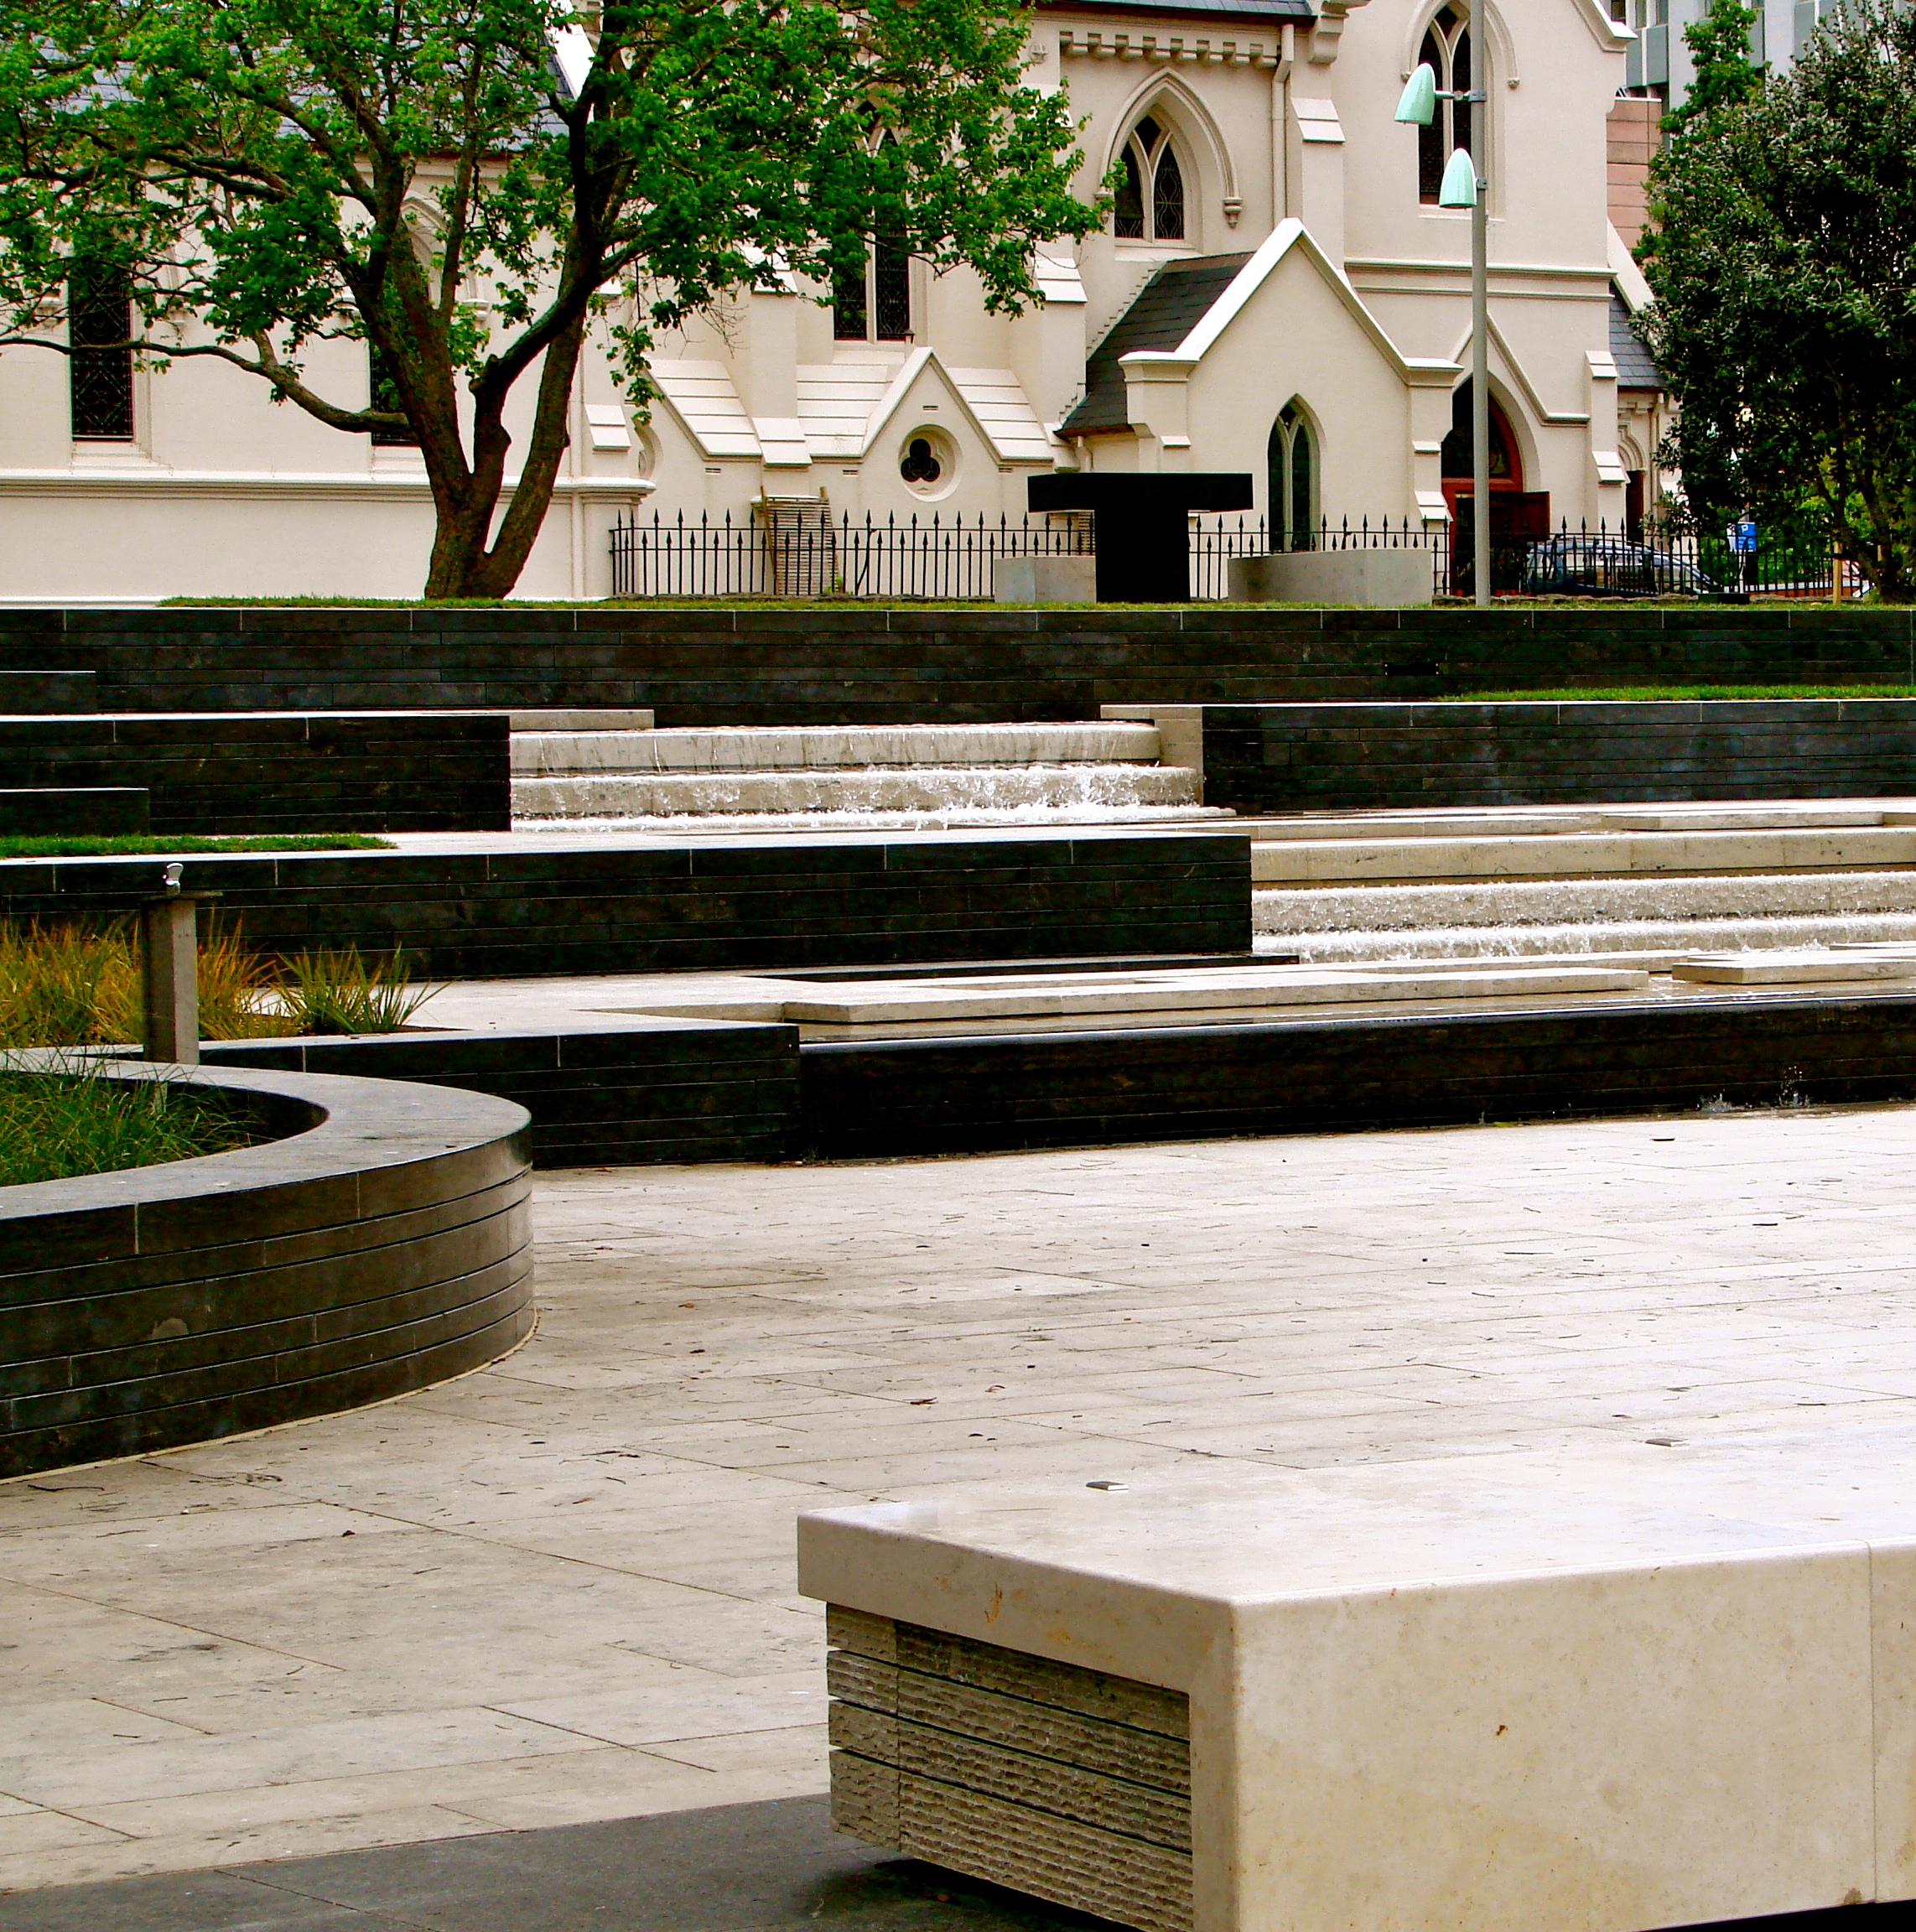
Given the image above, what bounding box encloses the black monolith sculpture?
[1028,472,1254,602]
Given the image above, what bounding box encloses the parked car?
[1519,534,1721,598]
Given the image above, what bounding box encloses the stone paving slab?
[0,1798,1109,1930]
[8,1108,1916,1902]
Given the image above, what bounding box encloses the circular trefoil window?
[901,436,942,485]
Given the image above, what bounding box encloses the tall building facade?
[0,0,1654,600]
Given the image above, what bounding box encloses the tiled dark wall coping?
[1,605,1910,723]
[0,1062,533,1476]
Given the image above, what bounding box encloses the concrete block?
[1228,550,1434,607]
[802,1461,1898,1932]
[992,556,1098,605]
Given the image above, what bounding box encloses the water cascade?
[1247,802,1916,960]
[511,721,1223,831]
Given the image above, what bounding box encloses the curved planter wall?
[0,1063,532,1478]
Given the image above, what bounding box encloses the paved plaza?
[8,1104,1916,1919]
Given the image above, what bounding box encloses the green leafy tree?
[1663,0,1763,134]
[0,0,1101,598]
[1638,0,1916,598]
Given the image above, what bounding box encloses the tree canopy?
[1662,0,1763,134]
[0,0,1102,597]
[1638,0,1916,598]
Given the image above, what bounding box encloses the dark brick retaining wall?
[101,984,1916,1171]
[0,606,1910,724]
[0,832,1251,978]
[1197,699,1916,813]
[0,713,509,834]
[0,1064,532,1477]
[205,1021,799,1166]
[798,992,1916,1158]
[0,788,149,834]
[1,669,95,713]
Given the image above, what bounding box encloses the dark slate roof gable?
[1041,0,1313,17]
[1060,253,1252,438]
[1610,291,1664,391]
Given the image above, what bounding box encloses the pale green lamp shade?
[1438,146,1479,207]
[1394,63,1438,125]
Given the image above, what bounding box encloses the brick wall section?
[800,992,1916,1158]
[0,606,1911,724]
[1197,701,1916,813]
[0,670,95,713]
[1607,96,1662,253]
[0,713,510,834]
[0,788,148,834]
[0,1067,532,1478]
[0,832,1253,978]
[204,1021,801,1166]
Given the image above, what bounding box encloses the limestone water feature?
[510,721,1220,831]
[1246,800,1916,963]
[506,717,1916,964]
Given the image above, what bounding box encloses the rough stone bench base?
[800,1454,1916,1932]
[826,1607,1191,1932]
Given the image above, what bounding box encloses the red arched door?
[1441,382,1549,590]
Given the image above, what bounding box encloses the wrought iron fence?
[608,507,1861,602]
[609,508,1093,600]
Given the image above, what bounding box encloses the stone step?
[1257,913,1916,963]
[1671,950,1916,984]
[511,722,1163,776]
[625,961,1650,1025]
[1231,802,1913,841]
[1254,870,1916,935]
[512,763,1202,820]
[507,708,656,732]
[1251,825,1916,885]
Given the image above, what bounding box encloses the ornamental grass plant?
[0,918,434,1047]
[281,947,435,1035]
[0,1065,258,1187]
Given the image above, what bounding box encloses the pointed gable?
[1060,255,1251,437]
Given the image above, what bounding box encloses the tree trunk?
[418,320,589,600]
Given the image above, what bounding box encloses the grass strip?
[0,1067,261,1187]
[1440,685,1916,702]
[0,834,393,860]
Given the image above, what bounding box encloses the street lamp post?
[1397,8,1491,607]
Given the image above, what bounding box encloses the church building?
[0,0,1654,600]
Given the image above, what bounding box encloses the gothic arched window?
[1417,6,1474,205]
[69,260,135,441]
[1113,115,1186,242]
[833,133,914,342]
[1269,402,1316,552]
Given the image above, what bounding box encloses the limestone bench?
[798,1452,1916,1932]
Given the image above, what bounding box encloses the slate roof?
[1610,292,1665,391]
[1041,0,1312,17]
[1059,253,1252,437]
